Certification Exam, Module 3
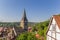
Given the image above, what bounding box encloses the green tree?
[16,32,37,40]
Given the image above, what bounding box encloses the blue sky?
[0,0,60,22]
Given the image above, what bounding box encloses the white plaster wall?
[51,18,60,40]
[49,18,56,31]
[56,33,60,40]
[52,32,55,38]
[52,38,55,40]
[48,36,51,40]
[47,18,60,40]
[47,31,51,36]
[49,25,52,31]
[52,18,56,24]
[56,24,60,40]
[56,24,60,32]
[47,18,56,35]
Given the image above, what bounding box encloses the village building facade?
[0,9,29,40]
[46,15,60,40]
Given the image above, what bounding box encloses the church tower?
[20,9,28,31]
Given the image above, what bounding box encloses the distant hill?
[0,22,37,27]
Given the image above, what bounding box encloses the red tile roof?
[53,15,60,29]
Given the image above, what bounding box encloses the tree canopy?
[16,20,49,40]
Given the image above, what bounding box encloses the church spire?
[20,9,28,31]
[24,9,26,16]
[21,9,28,21]
[23,9,26,18]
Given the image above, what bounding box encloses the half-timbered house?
[46,15,60,40]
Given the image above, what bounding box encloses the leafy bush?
[16,32,37,40]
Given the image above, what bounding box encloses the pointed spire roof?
[23,9,26,18]
[21,9,28,21]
